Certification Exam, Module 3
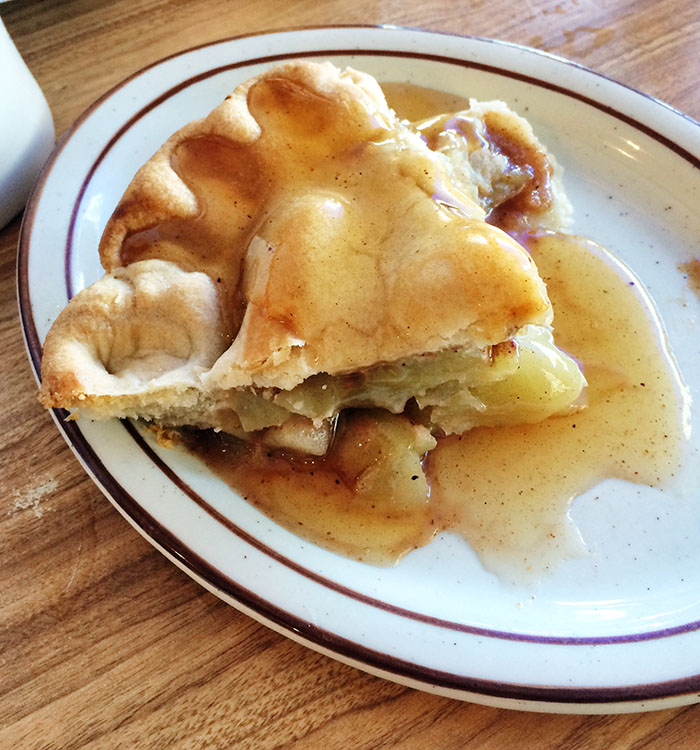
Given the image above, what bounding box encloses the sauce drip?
[428,232,683,579]
[679,258,700,300]
[186,233,684,578]
[178,82,685,580]
[381,82,468,121]
[384,82,555,228]
[185,411,437,565]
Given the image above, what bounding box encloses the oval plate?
[18,26,700,713]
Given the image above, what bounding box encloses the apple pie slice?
[40,61,585,456]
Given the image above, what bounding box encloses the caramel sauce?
[428,232,683,579]
[483,112,553,227]
[185,411,437,565]
[384,82,555,229]
[172,81,685,579]
[188,231,684,577]
[679,258,700,300]
[381,82,469,121]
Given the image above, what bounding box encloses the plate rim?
[17,25,700,711]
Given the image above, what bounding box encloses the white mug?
[0,17,55,229]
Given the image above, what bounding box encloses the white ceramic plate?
[19,27,700,713]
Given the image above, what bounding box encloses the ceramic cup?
[0,17,55,229]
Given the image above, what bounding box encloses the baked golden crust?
[40,260,229,419]
[40,60,574,430]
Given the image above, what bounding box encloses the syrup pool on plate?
[183,83,688,581]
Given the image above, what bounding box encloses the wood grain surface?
[1,0,698,747]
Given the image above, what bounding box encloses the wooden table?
[1,1,698,746]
